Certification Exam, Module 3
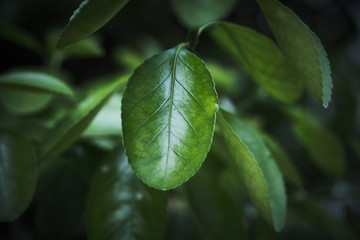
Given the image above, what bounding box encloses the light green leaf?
[0,71,73,95]
[0,130,37,222]
[57,0,130,48]
[290,109,345,178]
[0,21,42,54]
[217,110,286,231]
[83,93,123,137]
[122,44,219,190]
[87,148,166,240]
[0,89,53,115]
[261,132,303,187]
[170,0,238,28]
[39,75,128,161]
[206,61,238,94]
[257,0,332,107]
[210,22,302,103]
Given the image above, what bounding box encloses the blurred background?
[0,0,359,239]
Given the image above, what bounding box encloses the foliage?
[0,0,359,239]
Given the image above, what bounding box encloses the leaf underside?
[122,44,218,190]
[256,0,332,107]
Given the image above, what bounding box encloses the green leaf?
[257,0,333,107]
[83,93,123,137]
[185,165,244,239]
[170,0,238,28]
[206,61,238,94]
[217,110,286,231]
[290,109,345,178]
[122,44,219,190]
[57,0,130,48]
[0,21,42,54]
[0,89,53,115]
[0,71,73,95]
[210,22,302,103]
[39,75,128,161]
[0,129,37,222]
[261,132,303,187]
[87,147,166,240]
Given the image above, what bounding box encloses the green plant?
[1,0,359,239]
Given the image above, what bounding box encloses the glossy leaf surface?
[0,130,37,221]
[87,148,166,240]
[0,71,73,95]
[217,110,286,231]
[57,0,129,48]
[122,44,218,190]
[257,0,332,107]
[210,22,302,103]
[40,75,128,161]
[170,0,237,28]
[290,109,345,178]
[261,133,303,187]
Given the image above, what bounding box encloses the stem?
[185,22,218,52]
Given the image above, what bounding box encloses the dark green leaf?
[261,132,303,187]
[257,0,333,107]
[0,129,37,222]
[0,21,42,54]
[39,75,128,161]
[122,44,219,190]
[185,165,244,239]
[290,109,345,178]
[83,93,123,137]
[87,148,166,240]
[217,110,286,231]
[0,71,73,95]
[170,0,238,28]
[0,89,53,115]
[210,22,302,103]
[57,0,130,48]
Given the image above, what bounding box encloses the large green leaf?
[0,71,73,95]
[170,0,238,28]
[290,109,345,178]
[0,21,42,54]
[210,22,302,103]
[257,0,332,107]
[217,110,286,231]
[122,44,218,190]
[57,0,129,48]
[39,75,128,161]
[0,130,37,222]
[261,132,303,187]
[87,148,166,240]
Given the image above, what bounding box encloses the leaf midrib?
[164,44,184,186]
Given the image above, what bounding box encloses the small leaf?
[217,110,286,231]
[0,21,42,54]
[57,0,130,48]
[290,109,345,178]
[39,75,128,161]
[257,0,333,107]
[0,71,73,95]
[83,93,123,137]
[0,129,37,222]
[87,148,166,240]
[261,132,303,187]
[122,44,219,190]
[210,22,302,103]
[0,89,53,115]
[170,0,238,28]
